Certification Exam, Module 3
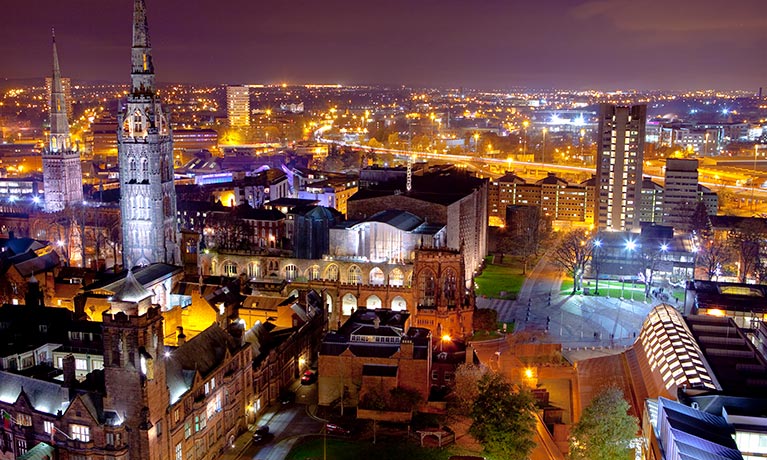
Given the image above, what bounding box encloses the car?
[252,426,273,444]
[325,423,351,436]
[300,370,317,385]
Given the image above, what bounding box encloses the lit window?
[71,424,90,442]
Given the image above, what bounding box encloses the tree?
[499,207,551,274]
[697,238,731,281]
[570,387,638,460]
[470,372,536,460]
[451,363,491,415]
[728,220,767,283]
[688,200,711,238]
[552,229,593,293]
[473,308,498,333]
[636,240,666,299]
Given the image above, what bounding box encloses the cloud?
[572,0,767,34]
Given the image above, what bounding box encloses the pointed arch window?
[51,136,58,152]
[132,110,144,135]
[141,158,149,179]
[129,159,137,182]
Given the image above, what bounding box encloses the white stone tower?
[118,0,179,268]
[43,29,83,212]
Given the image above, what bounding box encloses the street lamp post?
[623,239,636,300]
[579,128,586,159]
[593,239,602,295]
[542,127,548,164]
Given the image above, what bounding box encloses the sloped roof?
[112,270,152,302]
[0,370,69,415]
[365,210,423,231]
[166,324,242,404]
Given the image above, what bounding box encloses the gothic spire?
[49,28,69,151]
[130,0,155,96]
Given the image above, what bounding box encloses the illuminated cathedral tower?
[43,30,83,212]
[118,0,179,267]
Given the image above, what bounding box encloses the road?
[237,383,324,460]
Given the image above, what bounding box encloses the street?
[232,382,324,460]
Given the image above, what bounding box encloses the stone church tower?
[43,30,83,212]
[102,271,170,460]
[118,0,179,268]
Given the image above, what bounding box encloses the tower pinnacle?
[49,27,69,152]
[131,0,155,95]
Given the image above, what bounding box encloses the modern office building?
[42,32,83,212]
[595,104,646,231]
[117,0,179,267]
[639,178,664,224]
[662,159,699,231]
[226,85,250,127]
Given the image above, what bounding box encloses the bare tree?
[728,220,767,283]
[637,241,667,299]
[552,229,592,294]
[499,208,552,274]
[697,238,731,281]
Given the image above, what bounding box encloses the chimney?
[63,354,76,386]
[465,345,476,365]
[176,326,186,346]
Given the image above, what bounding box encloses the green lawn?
[286,436,479,460]
[562,279,674,302]
[475,257,526,299]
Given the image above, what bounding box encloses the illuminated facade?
[662,159,699,231]
[118,0,179,267]
[226,85,250,127]
[42,32,83,213]
[634,304,719,400]
[595,104,646,231]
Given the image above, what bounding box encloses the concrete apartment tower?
[226,85,250,127]
[662,158,699,231]
[118,0,179,268]
[595,104,646,231]
[43,30,83,212]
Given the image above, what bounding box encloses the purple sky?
[4,0,767,90]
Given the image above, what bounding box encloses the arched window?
[222,261,238,277]
[132,110,143,135]
[247,262,260,279]
[129,159,137,182]
[391,296,407,312]
[369,267,385,285]
[366,295,382,309]
[341,293,357,316]
[324,264,339,281]
[307,265,320,281]
[389,268,404,287]
[348,265,362,285]
[141,158,148,180]
[284,264,298,281]
[443,269,457,306]
[418,269,436,307]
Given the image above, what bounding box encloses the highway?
[322,138,767,201]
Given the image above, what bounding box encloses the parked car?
[325,423,351,436]
[252,426,273,444]
[301,370,317,385]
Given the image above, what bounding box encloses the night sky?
[4,0,767,90]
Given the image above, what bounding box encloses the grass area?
[286,436,479,460]
[560,279,684,303]
[475,256,526,300]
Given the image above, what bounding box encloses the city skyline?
[3,0,767,91]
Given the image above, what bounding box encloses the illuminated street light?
[593,239,602,295]
[623,239,636,300]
